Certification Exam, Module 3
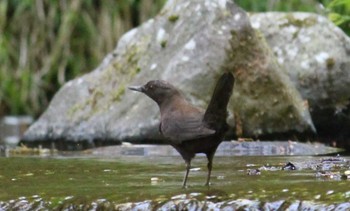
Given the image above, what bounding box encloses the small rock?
[247,169,261,176]
[282,162,297,170]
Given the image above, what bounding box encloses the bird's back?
[160,96,215,144]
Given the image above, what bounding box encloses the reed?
[0,0,165,117]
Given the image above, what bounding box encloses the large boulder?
[22,0,315,149]
[250,13,350,145]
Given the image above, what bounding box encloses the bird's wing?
[160,110,215,144]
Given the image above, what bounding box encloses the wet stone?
[282,162,297,170]
[247,168,261,175]
[263,200,285,210]
[2,196,350,210]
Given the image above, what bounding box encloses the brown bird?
[129,72,234,187]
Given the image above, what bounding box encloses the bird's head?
[129,80,180,105]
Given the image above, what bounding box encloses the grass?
[0,0,166,117]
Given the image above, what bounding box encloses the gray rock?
[250,12,350,141]
[22,0,315,147]
[87,141,341,157]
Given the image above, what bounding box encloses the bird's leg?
[182,160,191,188]
[205,152,215,186]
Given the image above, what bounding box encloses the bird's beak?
[128,85,144,92]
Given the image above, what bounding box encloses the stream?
[0,142,349,210]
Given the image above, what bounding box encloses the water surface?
[0,150,349,209]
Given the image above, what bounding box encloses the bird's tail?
[203,72,234,130]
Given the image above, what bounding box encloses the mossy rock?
[22,0,316,147]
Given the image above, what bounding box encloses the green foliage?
[325,0,350,35]
[235,0,350,36]
[235,0,328,12]
[0,0,166,117]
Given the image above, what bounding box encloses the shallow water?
[0,151,350,209]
